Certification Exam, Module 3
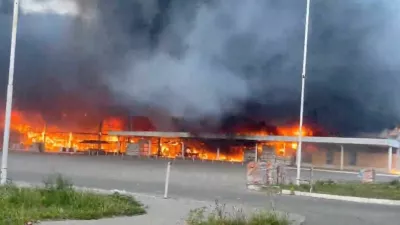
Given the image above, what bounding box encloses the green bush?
[187,201,289,225]
[0,174,145,225]
[389,179,400,186]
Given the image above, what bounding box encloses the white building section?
[109,131,400,173]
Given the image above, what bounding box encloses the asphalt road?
[3,152,400,225]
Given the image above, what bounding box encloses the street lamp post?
[1,0,20,185]
[296,0,311,186]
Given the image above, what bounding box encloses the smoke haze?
[0,0,400,135]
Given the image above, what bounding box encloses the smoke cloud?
[0,0,400,135]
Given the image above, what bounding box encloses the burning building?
[1,109,125,153]
[2,108,314,162]
[0,0,400,172]
[0,106,398,173]
[1,0,400,139]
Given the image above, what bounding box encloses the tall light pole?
[1,0,20,185]
[296,0,311,186]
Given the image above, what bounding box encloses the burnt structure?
[1,0,400,137]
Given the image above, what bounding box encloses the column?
[42,123,47,151]
[68,132,72,148]
[157,138,162,157]
[181,141,185,159]
[216,147,220,160]
[340,145,344,170]
[397,148,400,170]
[117,139,121,155]
[388,147,393,173]
[148,139,152,157]
[254,143,258,162]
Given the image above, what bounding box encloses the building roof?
[108,131,400,148]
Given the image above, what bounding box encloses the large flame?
[1,110,124,153]
[146,125,313,162]
[2,110,313,161]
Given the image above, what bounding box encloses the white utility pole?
[1,0,20,185]
[164,161,172,198]
[296,0,311,186]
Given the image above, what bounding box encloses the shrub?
[187,201,289,225]
[0,174,145,225]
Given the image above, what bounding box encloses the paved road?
[4,152,400,225]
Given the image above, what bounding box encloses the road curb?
[286,167,400,177]
[281,189,400,206]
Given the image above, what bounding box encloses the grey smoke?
[110,0,300,120]
[105,0,305,124]
[0,0,400,135]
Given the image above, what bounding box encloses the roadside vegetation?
[186,201,290,225]
[283,179,400,200]
[0,174,145,225]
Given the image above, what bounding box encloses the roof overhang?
[108,131,400,148]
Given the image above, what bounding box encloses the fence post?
[164,161,172,199]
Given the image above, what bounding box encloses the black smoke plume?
[0,0,399,136]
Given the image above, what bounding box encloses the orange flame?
[3,110,313,161]
[145,125,313,161]
[2,110,124,153]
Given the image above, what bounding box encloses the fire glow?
[1,110,124,153]
[391,169,400,175]
[2,110,313,162]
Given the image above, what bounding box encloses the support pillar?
[397,148,400,170]
[68,132,72,148]
[157,138,162,157]
[181,141,185,159]
[42,123,47,151]
[340,145,344,170]
[216,147,220,160]
[255,143,258,162]
[388,146,393,173]
[117,138,121,155]
[148,140,152,157]
[98,121,103,151]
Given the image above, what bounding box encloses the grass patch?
[187,201,290,225]
[282,179,400,200]
[0,174,145,225]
